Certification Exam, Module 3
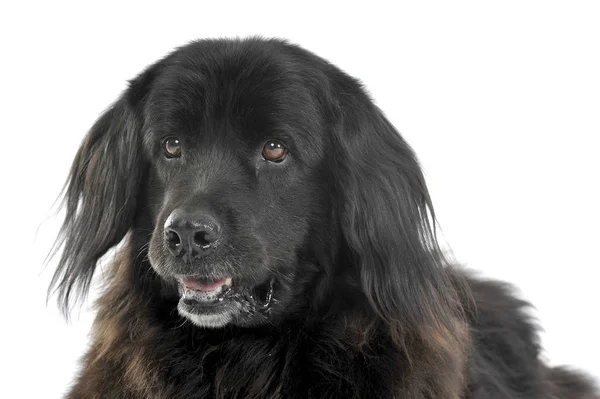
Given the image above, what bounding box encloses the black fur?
[50,37,598,398]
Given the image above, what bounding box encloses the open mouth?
[177,275,275,314]
[181,276,233,301]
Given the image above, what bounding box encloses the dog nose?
[164,208,221,258]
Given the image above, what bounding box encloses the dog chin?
[174,277,276,328]
[177,305,235,328]
[175,287,242,328]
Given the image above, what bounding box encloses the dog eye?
[163,137,182,158]
[262,140,288,162]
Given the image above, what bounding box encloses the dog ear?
[49,71,154,316]
[330,82,466,351]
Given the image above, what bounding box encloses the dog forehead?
[141,50,326,157]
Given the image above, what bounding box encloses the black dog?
[50,38,597,398]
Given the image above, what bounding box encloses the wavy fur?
[49,38,597,398]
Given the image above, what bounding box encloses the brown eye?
[262,140,288,162]
[163,137,181,158]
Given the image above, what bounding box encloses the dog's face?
[140,51,333,327]
[52,39,460,340]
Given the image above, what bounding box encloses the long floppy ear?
[49,85,147,316]
[331,83,466,351]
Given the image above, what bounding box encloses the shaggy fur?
[50,38,598,398]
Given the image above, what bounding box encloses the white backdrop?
[0,1,598,397]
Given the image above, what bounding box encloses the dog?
[50,38,598,398]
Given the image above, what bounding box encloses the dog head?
[51,38,461,341]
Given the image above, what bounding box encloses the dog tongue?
[183,277,231,292]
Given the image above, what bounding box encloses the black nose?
[164,208,222,258]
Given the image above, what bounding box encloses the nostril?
[194,231,213,248]
[165,229,181,248]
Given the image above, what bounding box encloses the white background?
[1,1,598,397]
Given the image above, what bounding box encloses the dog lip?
[181,276,232,293]
[252,277,275,309]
